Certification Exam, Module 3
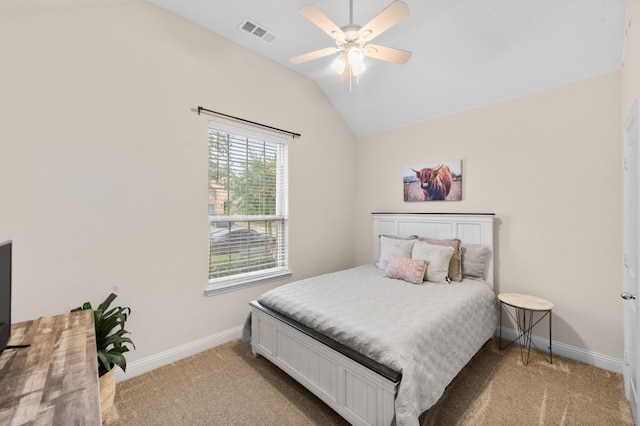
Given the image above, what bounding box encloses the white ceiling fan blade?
[364,44,412,64]
[357,1,410,43]
[299,5,346,41]
[289,47,339,64]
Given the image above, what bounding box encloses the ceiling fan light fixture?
[347,47,364,65]
[331,56,347,75]
[351,61,366,76]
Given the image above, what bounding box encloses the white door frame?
[623,98,639,424]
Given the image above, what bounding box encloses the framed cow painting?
[404,160,462,201]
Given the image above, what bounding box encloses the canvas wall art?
[404,160,462,202]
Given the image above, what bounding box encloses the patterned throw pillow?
[385,255,428,284]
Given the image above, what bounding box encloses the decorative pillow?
[377,235,417,270]
[411,240,454,283]
[419,237,462,282]
[461,244,491,280]
[385,255,428,284]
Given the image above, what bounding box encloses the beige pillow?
[419,237,462,282]
[377,236,416,270]
[385,255,428,284]
[411,240,454,283]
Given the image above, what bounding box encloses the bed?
[248,213,497,426]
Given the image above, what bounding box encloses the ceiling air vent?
[239,19,276,44]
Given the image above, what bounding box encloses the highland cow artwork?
[404,160,462,201]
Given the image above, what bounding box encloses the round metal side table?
[498,292,554,366]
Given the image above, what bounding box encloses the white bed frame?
[250,213,495,426]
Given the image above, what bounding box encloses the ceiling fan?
[290,0,412,82]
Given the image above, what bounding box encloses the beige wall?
[0,0,357,363]
[355,72,623,358]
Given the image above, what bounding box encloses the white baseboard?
[496,327,623,373]
[113,325,243,382]
[113,324,623,382]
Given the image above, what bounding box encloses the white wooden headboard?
[372,213,495,289]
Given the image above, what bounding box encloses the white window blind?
[206,121,290,295]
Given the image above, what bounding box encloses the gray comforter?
[257,264,498,426]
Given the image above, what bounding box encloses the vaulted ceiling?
[149,0,627,137]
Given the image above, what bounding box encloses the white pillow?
[411,240,454,283]
[419,237,462,282]
[377,236,416,270]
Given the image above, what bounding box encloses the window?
[205,121,290,296]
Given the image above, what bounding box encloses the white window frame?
[205,121,290,296]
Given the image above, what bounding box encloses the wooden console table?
[0,310,101,425]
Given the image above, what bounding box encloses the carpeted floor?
[105,339,634,425]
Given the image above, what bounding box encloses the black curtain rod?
[197,106,301,139]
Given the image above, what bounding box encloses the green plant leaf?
[71,292,134,377]
[97,293,118,312]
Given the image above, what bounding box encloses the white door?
[624,99,639,424]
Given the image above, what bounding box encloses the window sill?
[205,269,292,297]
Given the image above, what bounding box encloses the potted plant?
[72,292,135,421]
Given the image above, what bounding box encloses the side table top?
[498,293,554,311]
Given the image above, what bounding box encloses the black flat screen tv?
[0,240,11,353]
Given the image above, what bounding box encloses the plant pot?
[99,369,116,422]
